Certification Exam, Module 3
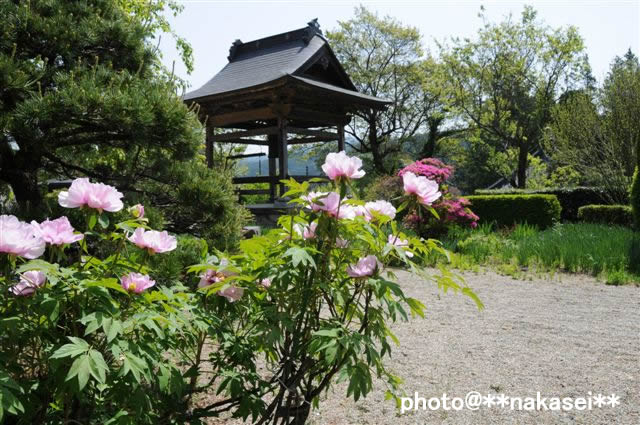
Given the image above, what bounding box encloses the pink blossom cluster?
[441,198,479,228]
[397,158,453,184]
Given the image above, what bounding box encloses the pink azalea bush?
[397,157,454,184]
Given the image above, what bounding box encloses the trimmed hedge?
[630,167,639,230]
[473,187,620,221]
[466,194,561,229]
[577,205,634,227]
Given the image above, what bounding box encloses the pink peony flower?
[364,200,396,221]
[218,286,244,302]
[294,222,318,240]
[58,178,124,213]
[198,269,226,288]
[388,234,414,258]
[32,216,83,246]
[302,191,328,212]
[306,192,356,219]
[0,215,46,259]
[259,278,271,289]
[120,272,155,294]
[10,270,47,296]
[402,172,441,206]
[321,151,365,181]
[347,255,382,278]
[127,228,177,254]
[129,204,145,219]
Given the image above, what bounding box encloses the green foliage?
[544,50,640,203]
[116,0,194,74]
[364,175,404,204]
[327,7,448,174]
[148,234,208,286]
[0,209,213,423]
[631,166,640,230]
[141,161,249,250]
[439,6,588,188]
[475,187,616,221]
[0,0,246,247]
[466,194,561,228]
[577,205,634,227]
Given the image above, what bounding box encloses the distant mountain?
[236,152,322,177]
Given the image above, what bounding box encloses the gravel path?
[308,269,640,425]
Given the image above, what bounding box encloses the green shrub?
[364,175,404,203]
[474,187,618,221]
[466,194,562,228]
[148,234,208,286]
[631,166,640,230]
[577,205,633,227]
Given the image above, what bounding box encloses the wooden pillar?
[337,125,345,152]
[205,122,214,168]
[267,135,278,202]
[278,117,288,198]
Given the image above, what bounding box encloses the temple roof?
[183,20,390,107]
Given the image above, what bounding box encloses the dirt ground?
[205,269,640,425]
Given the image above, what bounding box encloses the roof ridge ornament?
[302,18,322,44]
[227,39,243,61]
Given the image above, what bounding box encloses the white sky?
[160,0,640,91]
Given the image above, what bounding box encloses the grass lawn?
[428,222,640,285]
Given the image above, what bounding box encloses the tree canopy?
[439,6,589,188]
[0,0,247,246]
[327,6,446,174]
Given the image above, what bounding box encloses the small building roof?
[183,20,390,108]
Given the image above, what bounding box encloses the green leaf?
[88,214,97,230]
[98,214,110,229]
[121,352,147,383]
[103,319,121,343]
[51,337,90,359]
[284,247,316,268]
[84,278,128,295]
[88,350,108,384]
[405,297,426,318]
[66,354,92,391]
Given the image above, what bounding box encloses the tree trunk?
[2,169,42,218]
[421,117,443,158]
[516,141,529,188]
[368,117,385,174]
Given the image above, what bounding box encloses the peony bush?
[0,151,480,424]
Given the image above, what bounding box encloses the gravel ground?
[306,269,640,425]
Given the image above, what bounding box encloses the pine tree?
[0,0,246,245]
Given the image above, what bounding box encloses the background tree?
[0,0,247,246]
[439,6,588,188]
[544,50,640,202]
[327,6,447,174]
